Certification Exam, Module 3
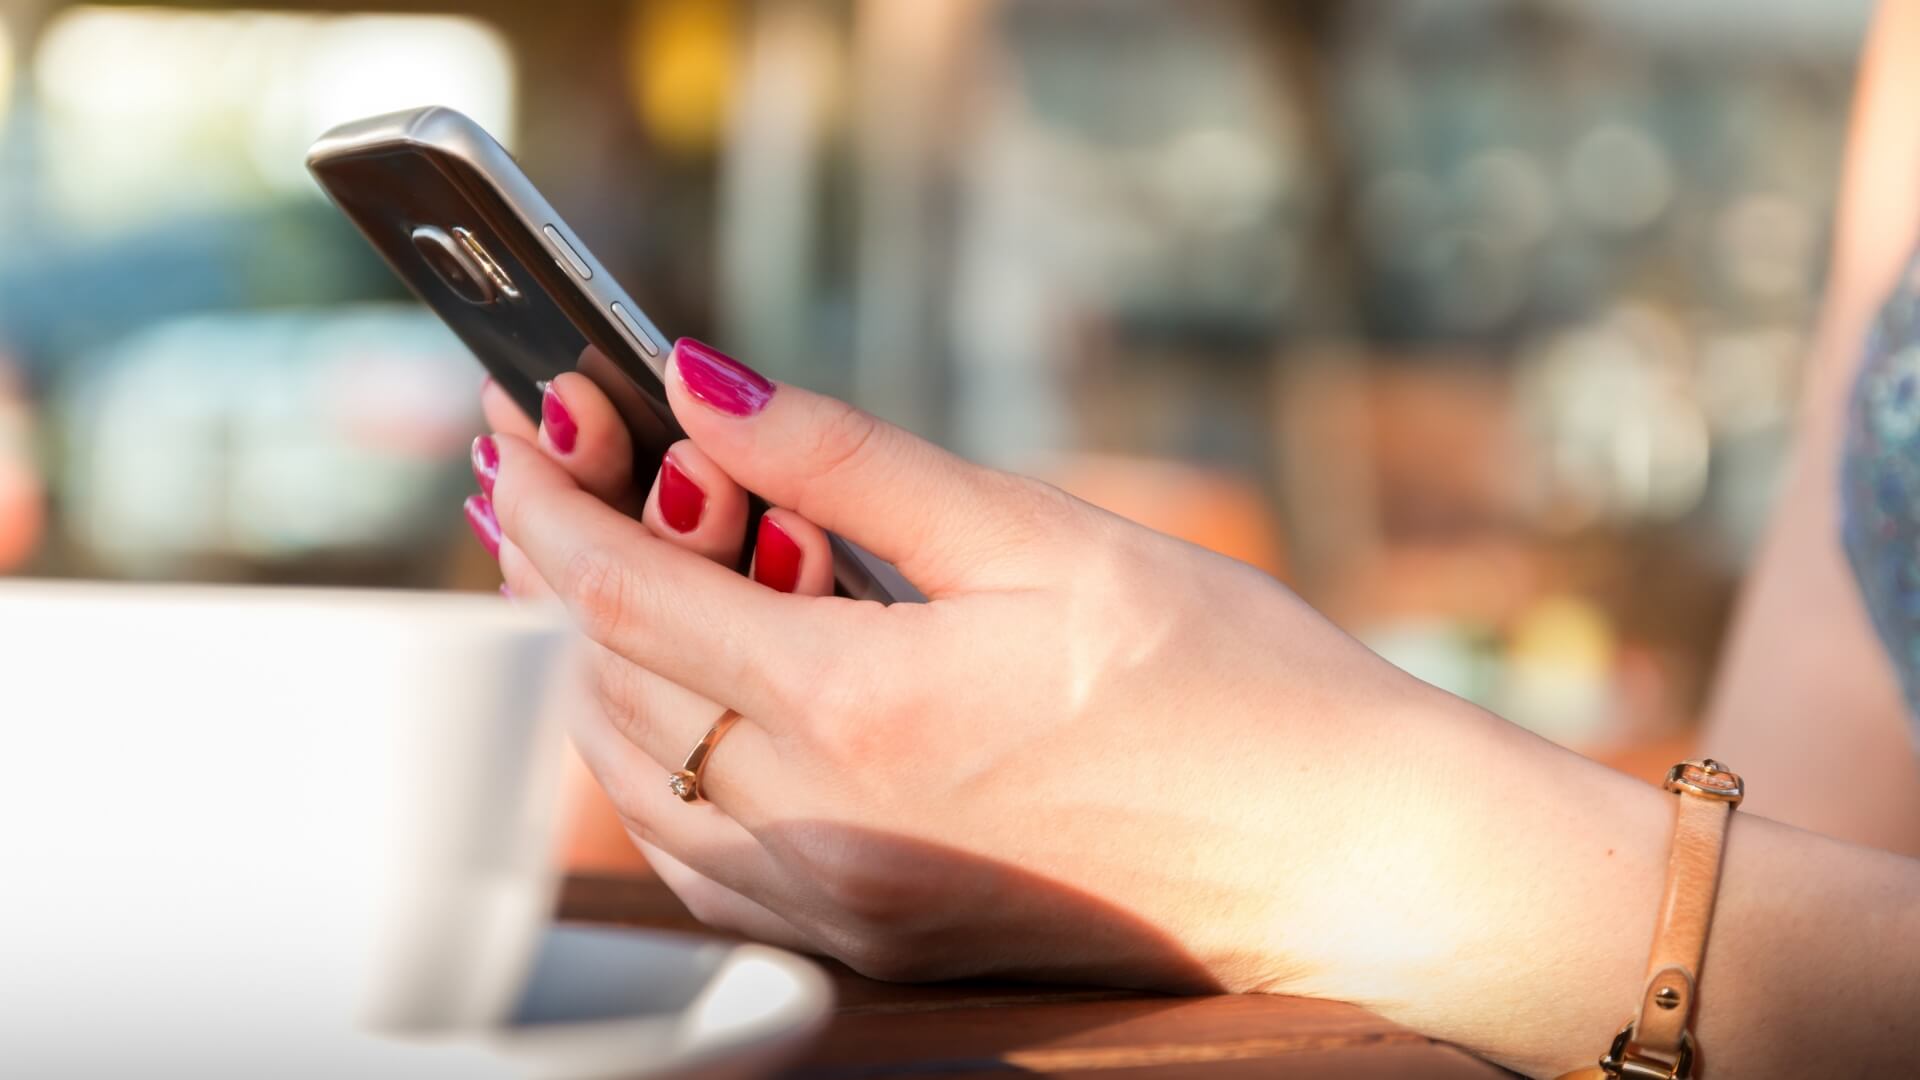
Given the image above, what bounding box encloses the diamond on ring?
[667,770,696,802]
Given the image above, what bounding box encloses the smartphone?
[306,106,915,603]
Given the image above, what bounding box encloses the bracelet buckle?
[1662,759,1743,805]
[1601,1021,1696,1079]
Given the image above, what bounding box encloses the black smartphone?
[307,106,915,603]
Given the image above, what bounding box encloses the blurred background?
[0,0,1876,762]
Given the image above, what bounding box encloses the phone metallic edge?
[306,106,918,604]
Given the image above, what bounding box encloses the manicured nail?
[464,494,501,559]
[753,515,802,593]
[674,338,774,417]
[542,383,578,454]
[657,454,705,533]
[471,435,499,497]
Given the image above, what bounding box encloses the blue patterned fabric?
[1842,256,1920,735]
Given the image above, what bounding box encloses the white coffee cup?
[0,582,570,1077]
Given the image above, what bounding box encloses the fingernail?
[753,515,802,593]
[499,583,513,600]
[542,383,578,454]
[657,454,705,533]
[471,435,499,497]
[674,338,774,417]
[464,494,501,559]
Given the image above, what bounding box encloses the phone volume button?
[543,225,593,280]
[610,303,660,358]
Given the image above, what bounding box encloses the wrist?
[1271,689,1672,1075]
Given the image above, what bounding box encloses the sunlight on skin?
[482,343,1920,1077]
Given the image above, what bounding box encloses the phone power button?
[543,225,592,280]
[611,303,661,358]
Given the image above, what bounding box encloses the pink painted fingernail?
[464,494,502,559]
[657,454,705,533]
[542,383,578,454]
[753,516,802,593]
[471,435,499,497]
[673,338,774,417]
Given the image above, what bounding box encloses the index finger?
[489,433,834,717]
[482,377,538,440]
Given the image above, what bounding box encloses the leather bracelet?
[1556,759,1743,1080]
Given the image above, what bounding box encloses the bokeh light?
[629,0,736,156]
[33,8,515,229]
[0,19,14,139]
[1564,123,1674,233]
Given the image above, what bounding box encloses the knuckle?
[672,878,738,930]
[561,547,636,646]
[776,828,948,982]
[806,399,886,487]
[821,872,910,926]
[1024,475,1084,522]
[836,700,913,765]
[940,473,1082,577]
[805,680,913,766]
[772,609,884,726]
[789,833,930,928]
[594,660,657,749]
[999,475,1082,540]
[830,934,924,983]
[609,808,659,850]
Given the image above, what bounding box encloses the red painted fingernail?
[657,454,705,533]
[471,435,499,497]
[542,383,578,454]
[673,338,774,417]
[464,494,501,559]
[753,515,802,593]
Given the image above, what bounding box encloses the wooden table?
[559,873,1512,1079]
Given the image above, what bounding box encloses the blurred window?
[0,18,14,140]
[33,8,515,232]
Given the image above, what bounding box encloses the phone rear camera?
[453,227,521,302]
[411,225,497,305]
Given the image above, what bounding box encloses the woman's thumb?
[662,338,1028,596]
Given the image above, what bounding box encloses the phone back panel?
[307,109,680,475]
[308,108,918,603]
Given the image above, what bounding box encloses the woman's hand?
[471,339,1501,997]
[465,341,1920,1078]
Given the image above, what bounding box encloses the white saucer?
[487,925,835,1080]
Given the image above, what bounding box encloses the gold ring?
[668,709,741,803]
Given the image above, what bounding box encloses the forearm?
[1697,261,1920,853]
[1691,809,1920,1077]
[1319,696,1920,1077]
[1699,396,1920,856]
[1700,0,1920,856]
